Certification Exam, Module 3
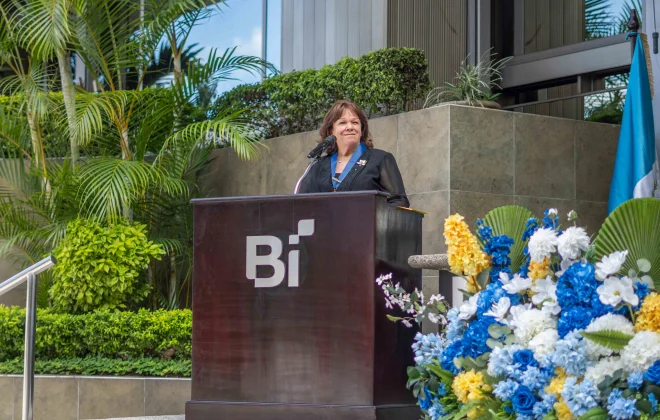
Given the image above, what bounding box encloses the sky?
[184,0,282,94]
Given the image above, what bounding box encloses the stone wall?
[200,104,619,313]
[0,375,190,420]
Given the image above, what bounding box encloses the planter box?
[0,375,190,420]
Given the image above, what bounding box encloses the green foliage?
[0,307,191,360]
[212,48,431,139]
[0,356,190,377]
[580,329,634,350]
[50,219,166,313]
[594,198,660,288]
[586,91,624,125]
[578,407,609,420]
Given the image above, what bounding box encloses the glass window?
[493,0,642,57]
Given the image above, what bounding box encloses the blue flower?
[550,330,591,377]
[522,218,539,241]
[533,392,557,418]
[562,377,599,417]
[649,394,658,415]
[494,379,519,401]
[635,282,651,307]
[556,262,599,311]
[418,386,433,410]
[446,308,466,342]
[463,316,499,357]
[513,349,539,370]
[437,382,447,397]
[427,398,448,420]
[488,345,520,377]
[627,372,644,390]
[645,360,660,384]
[558,307,597,338]
[511,385,538,415]
[477,282,522,317]
[519,366,552,392]
[440,340,462,374]
[607,388,640,420]
[412,332,445,365]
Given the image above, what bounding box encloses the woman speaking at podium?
[296,100,409,208]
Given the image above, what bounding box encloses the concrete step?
[90,416,184,420]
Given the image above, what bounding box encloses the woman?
[297,101,409,207]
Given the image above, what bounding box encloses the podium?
[187,191,423,420]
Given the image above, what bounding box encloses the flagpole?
[628,9,640,59]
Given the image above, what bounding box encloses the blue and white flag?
[608,35,659,214]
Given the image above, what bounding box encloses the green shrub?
[0,307,191,360]
[212,47,431,139]
[50,219,165,313]
[0,356,191,377]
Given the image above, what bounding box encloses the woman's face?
[331,109,362,151]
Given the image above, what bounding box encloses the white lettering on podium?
[245,219,315,288]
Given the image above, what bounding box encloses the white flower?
[595,250,629,281]
[502,274,532,294]
[597,276,639,307]
[584,357,625,385]
[557,226,590,260]
[531,276,561,315]
[509,305,557,347]
[584,314,635,361]
[528,328,559,359]
[621,331,660,373]
[528,227,558,263]
[427,313,441,324]
[485,297,511,323]
[548,208,558,217]
[459,293,479,320]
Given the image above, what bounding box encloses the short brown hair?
[318,101,373,153]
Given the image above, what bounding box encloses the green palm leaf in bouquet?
[479,205,535,273]
[594,198,660,287]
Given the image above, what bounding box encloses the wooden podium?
[187,191,423,420]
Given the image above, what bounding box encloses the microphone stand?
[293,156,320,194]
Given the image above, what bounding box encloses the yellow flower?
[444,214,491,281]
[635,293,660,332]
[452,369,491,404]
[554,397,574,420]
[529,257,551,282]
[545,367,567,396]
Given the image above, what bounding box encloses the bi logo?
[245,219,314,288]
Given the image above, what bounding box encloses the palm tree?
[0,0,277,308]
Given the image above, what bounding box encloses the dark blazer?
[297,148,410,207]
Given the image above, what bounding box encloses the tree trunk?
[26,112,43,171]
[57,50,79,166]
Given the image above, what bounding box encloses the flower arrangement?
[382,204,660,420]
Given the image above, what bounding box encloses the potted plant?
[424,50,510,110]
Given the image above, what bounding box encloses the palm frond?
[78,157,186,222]
[173,47,275,107]
[9,0,71,60]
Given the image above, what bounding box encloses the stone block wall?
[200,104,619,317]
[0,375,190,420]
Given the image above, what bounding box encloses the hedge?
[0,307,191,361]
[0,356,191,377]
[212,47,431,139]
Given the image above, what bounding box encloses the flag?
[608,34,658,214]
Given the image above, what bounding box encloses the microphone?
[307,135,336,159]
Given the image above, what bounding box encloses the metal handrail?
[0,255,56,420]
